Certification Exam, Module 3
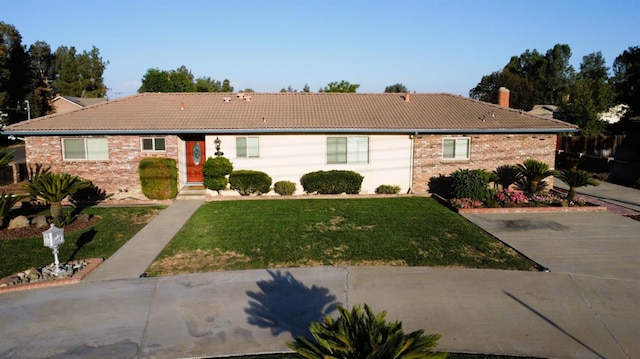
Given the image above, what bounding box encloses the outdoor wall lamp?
[214,137,224,156]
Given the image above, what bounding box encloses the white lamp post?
[42,223,65,276]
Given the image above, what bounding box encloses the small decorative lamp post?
[43,223,65,276]
[214,137,224,156]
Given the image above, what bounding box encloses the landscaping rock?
[76,213,92,222]
[8,216,30,229]
[32,215,49,229]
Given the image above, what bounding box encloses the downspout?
[407,132,417,194]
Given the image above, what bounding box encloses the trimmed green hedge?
[229,170,272,195]
[139,158,178,199]
[450,168,491,201]
[274,180,296,195]
[375,184,401,194]
[203,156,233,191]
[300,170,364,194]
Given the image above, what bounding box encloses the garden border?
[0,258,103,294]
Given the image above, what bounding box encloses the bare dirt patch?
[0,215,101,241]
[148,249,251,275]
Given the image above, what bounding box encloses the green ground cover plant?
[148,197,534,275]
[0,206,164,278]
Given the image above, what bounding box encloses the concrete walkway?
[1,186,639,358]
[86,199,204,281]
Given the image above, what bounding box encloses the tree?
[612,46,640,119]
[51,46,108,98]
[384,83,408,93]
[22,173,89,223]
[558,52,614,136]
[303,83,310,92]
[556,168,599,203]
[288,304,446,359]
[28,41,55,117]
[221,78,233,92]
[470,44,574,110]
[138,68,172,92]
[0,22,31,124]
[323,80,359,93]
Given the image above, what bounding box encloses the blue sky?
[3,0,638,99]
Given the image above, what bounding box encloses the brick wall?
[412,134,557,194]
[24,135,179,199]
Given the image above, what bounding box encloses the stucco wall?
[25,135,179,199]
[411,134,557,194]
[209,134,413,194]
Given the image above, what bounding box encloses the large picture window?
[442,137,470,160]
[63,138,109,160]
[327,136,369,164]
[141,137,166,151]
[236,136,259,158]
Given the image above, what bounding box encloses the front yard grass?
[148,197,535,276]
[0,206,164,278]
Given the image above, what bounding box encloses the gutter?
[1,127,579,136]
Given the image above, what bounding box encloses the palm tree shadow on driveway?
[244,270,338,340]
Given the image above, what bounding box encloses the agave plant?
[515,159,557,195]
[288,303,447,359]
[556,168,599,203]
[22,173,90,223]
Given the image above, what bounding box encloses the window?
[236,136,259,158]
[327,136,369,164]
[141,137,166,151]
[442,137,470,160]
[62,138,109,160]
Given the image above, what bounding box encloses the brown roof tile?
[5,92,577,135]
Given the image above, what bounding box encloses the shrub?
[70,181,112,205]
[203,156,233,191]
[288,303,445,359]
[515,159,556,195]
[274,180,296,195]
[450,198,484,209]
[492,165,522,190]
[450,168,491,201]
[375,184,401,194]
[300,170,364,194]
[229,170,272,195]
[494,189,528,207]
[138,158,178,200]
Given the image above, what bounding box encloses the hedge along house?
[1,91,577,200]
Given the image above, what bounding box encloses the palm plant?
[515,159,557,195]
[0,148,15,169]
[556,168,599,203]
[0,191,27,227]
[492,164,522,190]
[288,304,447,359]
[22,173,90,223]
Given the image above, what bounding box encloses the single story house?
[52,95,109,114]
[2,92,577,199]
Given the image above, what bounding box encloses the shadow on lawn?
[245,270,338,340]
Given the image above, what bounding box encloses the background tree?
[0,22,31,124]
[612,46,640,119]
[28,41,55,117]
[302,83,310,92]
[557,52,614,136]
[138,68,172,92]
[384,83,408,93]
[323,80,359,93]
[51,45,108,98]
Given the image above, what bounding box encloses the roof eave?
[2,127,579,136]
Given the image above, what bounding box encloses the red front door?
[186,138,205,183]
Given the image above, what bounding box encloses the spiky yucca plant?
[516,159,557,195]
[288,304,447,359]
[556,168,599,203]
[22,173,89,223]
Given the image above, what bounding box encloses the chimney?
[497,87,510,108]
[405,93,411,102]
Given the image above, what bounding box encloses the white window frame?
[141,137,166,151]
[442,137,470,160]
[62,137,109,160]
[236,136,260,158]
[327,136,369,164]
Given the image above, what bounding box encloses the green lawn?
[0,206,164,278]
[148,197,535,275]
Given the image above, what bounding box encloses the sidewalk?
[85,199,204,281]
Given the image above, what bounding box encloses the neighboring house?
[2,92,577,200]
[52,95,109,114]
[527,105,558,119]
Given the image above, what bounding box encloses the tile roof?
[5,92,577,135]
[53,96,109,108]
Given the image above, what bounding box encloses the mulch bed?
[0,215,101,241]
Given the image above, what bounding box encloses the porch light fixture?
[42,224,65,276]
[214,137,224,156]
